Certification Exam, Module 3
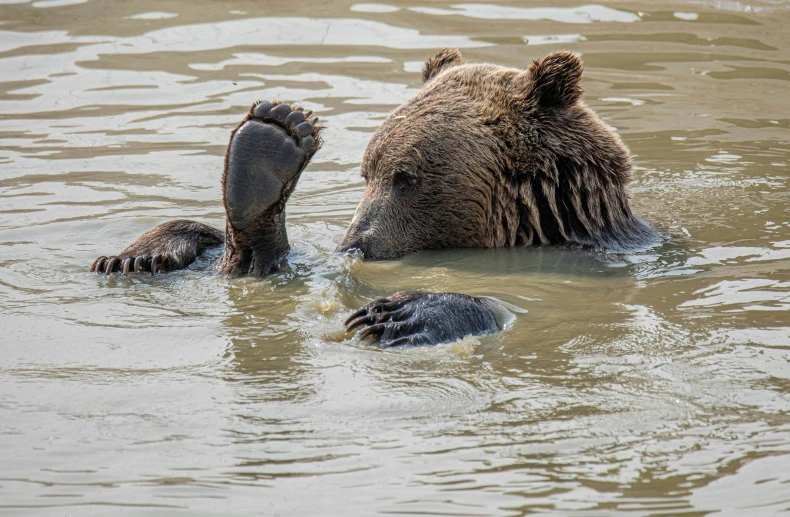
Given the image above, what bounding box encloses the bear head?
[338,49,644,260]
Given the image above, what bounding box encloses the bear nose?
[337,235,368,258]
[337,210,373,254]
[340,245,365,258]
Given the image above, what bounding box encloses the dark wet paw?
[345,291,503,348]
[90,254,173,275]
[224,101,321,233]
[345,293,431,348]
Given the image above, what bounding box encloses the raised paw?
[224,101,321,233]
[90,254,173,275]
[345,291,505,348]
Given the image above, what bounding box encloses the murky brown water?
[1,0,789,514]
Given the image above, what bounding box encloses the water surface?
[1,0,789,514]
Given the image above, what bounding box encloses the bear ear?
[422,48,463,83]
[527,51,584,107]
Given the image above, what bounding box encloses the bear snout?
[337,218,406,261]
[337,233,366,258]
[337,213,372,257]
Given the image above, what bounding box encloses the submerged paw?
[346,298,417,348]
[345,292,437,348]
[224,101,321,232]
[345,291,504,348]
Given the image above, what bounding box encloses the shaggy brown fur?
[337,49,656,259]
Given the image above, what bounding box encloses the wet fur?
[97,51,654,273]
[338,49,657,259]
[90,220,223,274]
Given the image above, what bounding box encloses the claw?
[344,307,370,327]
[122,257,132,275]
[379,301,406,313]
[105,257,118,274]
[381,307,414,323]
[150,254,162,275]
[381,336,411,349]
[346,314,375,333]
[134,256,146,273]
[91,256,107,273]
[359,322,391,340]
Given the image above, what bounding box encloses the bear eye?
[393,171,417,193]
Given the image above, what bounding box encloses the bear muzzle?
[337,219,408,261]
[338,188,415,260]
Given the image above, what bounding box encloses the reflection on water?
[1,0,789,514]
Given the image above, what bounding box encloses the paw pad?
[224,101,321,233]
[248,101,318,154]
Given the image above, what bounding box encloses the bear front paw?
[224,101,322,234]
[345,294,433,348]
[345,291,504,348]
[90,254,174,275]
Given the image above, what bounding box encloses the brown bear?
[90,49,658,348]
[337,48,656,258]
